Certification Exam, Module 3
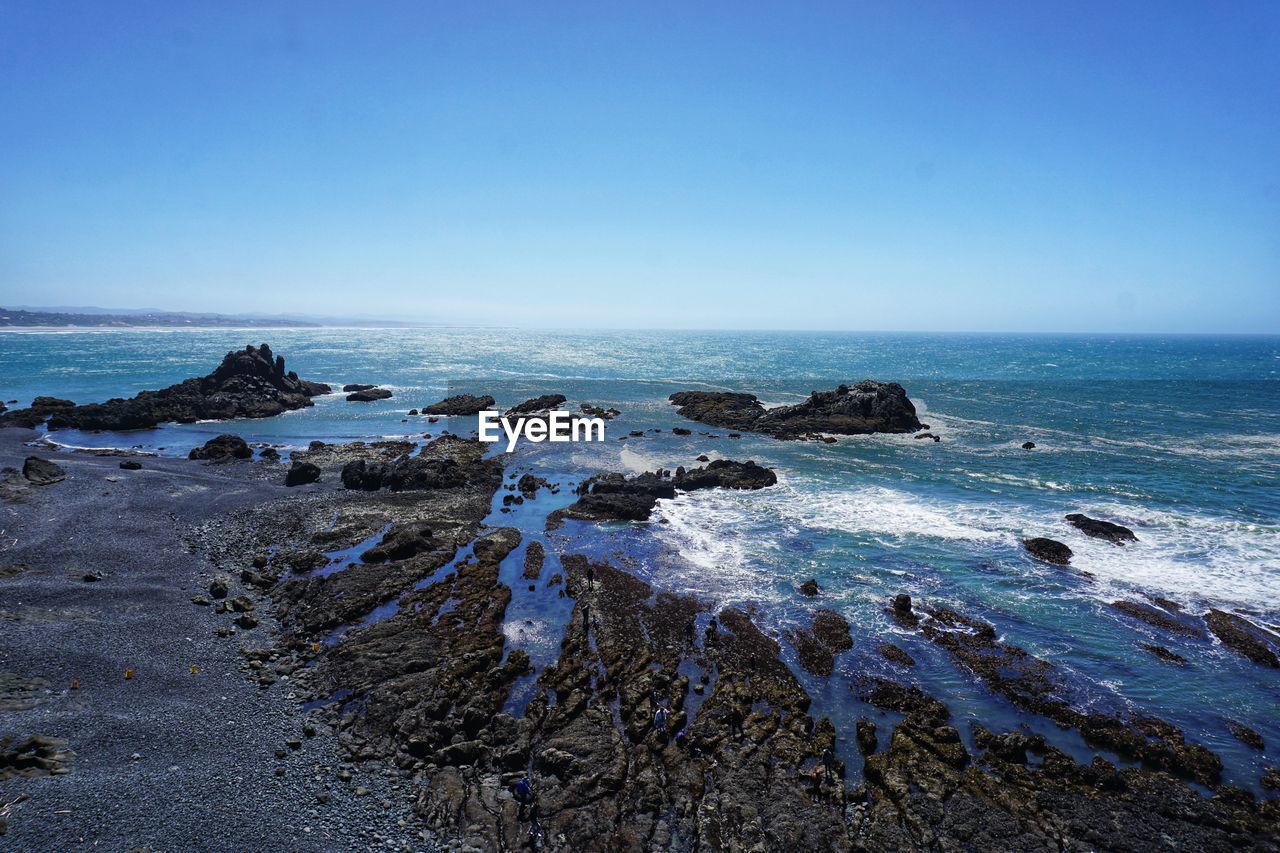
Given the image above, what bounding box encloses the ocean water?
[2,328,1278,789]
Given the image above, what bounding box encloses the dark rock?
[1206,609,1280,668]
[1066,513,1137,544]
[671,427,691,436]
[504,394,567,417]
[422,394,496,416]
[1022,441,1036,449]
[799,579,819,597]
[552,459,776,523]
[1142,644,1188,664]
[189,434,251,461]
[21,456,65,485]
[284,461,320,487]
[118,460,142,470]
[1023,537,1072,565]
[670,380,921,439]
[342,384,375,392]
[522,540,545,581]
[0,735,75,778]
[340,436,485,492]
[879,643,916,667]
[346,387,392,402]
[361,521,434,563]
[34,344,327,431]
[517,473,550,499]
[1110,601,1204,638]
[856,719,878,755]
[1227,721,1265,751]
[209,578,229,598]
[0,397,76,429]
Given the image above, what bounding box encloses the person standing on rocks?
[727,705,744,740]
[514,776,533,818]
[654,705,670,742]
[821,746,836,781]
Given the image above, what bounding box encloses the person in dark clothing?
[515,776,533,818]
[586,564,595,591]
[822,746,836,780]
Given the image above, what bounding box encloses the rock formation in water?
[422,394,496,416]
[1066,513,1137,544]
[669,380,921,439]
[551,459,777,523]
[3,344,330,432]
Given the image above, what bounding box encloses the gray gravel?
[0,429,435,851]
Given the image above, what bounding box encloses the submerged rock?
[1206,609,1280,668]
[1023,537,1072,565]
[29,344,328,431]
[669,380,921,439]
[21,456,65,485]
[1066,513,1137,544]
[189,434,252,461]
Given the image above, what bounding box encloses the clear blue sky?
[1,2,1277,331]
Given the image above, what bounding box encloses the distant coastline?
[0,306,426,329]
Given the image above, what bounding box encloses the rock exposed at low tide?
[21,456,65,485]
[189,434,252,461]
[1023,536,1073,565]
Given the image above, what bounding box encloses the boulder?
[342,384,375,392]
[1066,513,1137,544]
[1022,441,1036,450]
[189,434,251,461]
[504,394,567,417]
[22,456,65,485]
[118,460,142,470]
[285,461,321,487]
[346,387,392,402]
[422,394,496,416]
[553,460,777,523]
[1023,537,1072,565]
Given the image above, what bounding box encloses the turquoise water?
[3,328,1278,789]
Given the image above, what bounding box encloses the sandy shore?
[0,428,429,851]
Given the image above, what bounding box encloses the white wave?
[773,483,1018,544]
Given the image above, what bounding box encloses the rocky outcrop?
[17,345,329,432]
[504,394,567,417]
[1066,513,1137,544]
[551,459,777,524]
[669,380,921,439]
[341,384,375,392]
[790,609,853,676]
[340,436,491,493]
[1023,537,1072,565]
[189,434,252,461]
[422,394,495,416]
[346,387,392,402]
[1110,600,1204,638]
[0,397,76,429]
[21,456,65,485]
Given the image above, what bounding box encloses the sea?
[2,328,1278,791]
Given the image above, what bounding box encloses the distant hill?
[0,307,322,328]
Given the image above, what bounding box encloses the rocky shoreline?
[1,374,1278,849]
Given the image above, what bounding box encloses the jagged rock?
[189,434,251,461]
[517,473,550,499]
[1067,513,1137,544]
[669,380,921,439]
[0,735,75,778]
[21,456,65,485]
[346,387,392,402]
[422,394,496,416]
[1023,537,1072,565]
[799,579,819,597]
[284,461,320,487]
[1022,441,1036,449]
[342,383,375,392]
[340,437,483,492]
[522,540,545,581]
[504,394,567,417]
[1206,609,1280,668]
[361,521,434,563]
[879,643,916,667]
[28,344,329,431]
[552,460,776,523]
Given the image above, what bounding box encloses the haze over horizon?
[2,2,1278,333]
